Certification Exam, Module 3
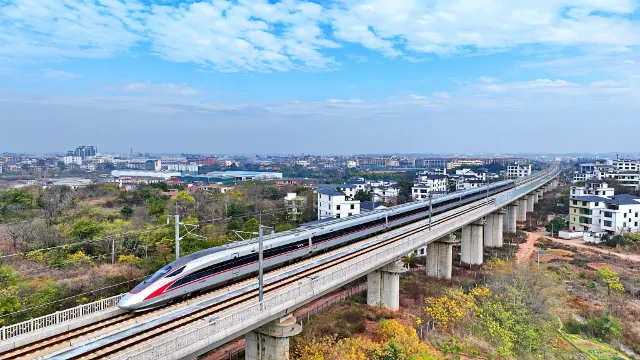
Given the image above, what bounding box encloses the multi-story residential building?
[569,196,607,233]
[454,168,486,181]
[318,183,359,199]
[166,162,199,173]
[284,192,307,221]
[411,184,432,200]
[506,163,532,179]
[0,164,3,174]
[415,174,449,193]
[423,167,447,176]
[612,158,639,172]
[612,172,640,190]
[416,158,448,169]
[61,156,83,165]
[71,145,97,159]
[570,181,614,198]
[371,185,400,203]
[569,187,640,236]
[600,194,640,233]
[447,159,484,169]
[317,188,360,220]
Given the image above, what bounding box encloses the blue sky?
[1,0,640,155]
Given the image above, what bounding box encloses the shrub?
[563,319,584,334]
[585,311,623,343]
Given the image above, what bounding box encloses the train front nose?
[118,293,137,310]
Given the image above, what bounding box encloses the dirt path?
[517,230,543,262]
[547,237,640,263]
[517,228,640,263]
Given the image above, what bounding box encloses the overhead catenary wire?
[0,275,150,319]
[0,222,172,259]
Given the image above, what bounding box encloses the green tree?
[0,266,20,325]
[242,218,259,234]
[148,198,165,218]
[71,220,103,239]
[545,217,566,235]
[595,266,625,295]
[585,310,623,342]
[170,190,195,218]
[353,189,373,202]
[120,205,133,219]
[227,203,243,217]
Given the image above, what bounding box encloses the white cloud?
[144,0,339,72]
[328,0,640,58]
[434,92,450,99]
[105,81,199,96]
[2,0,639,72]
[325,98,365,103]
[0,0,145,64]
[408,94,428,100]
[41,69,80,80]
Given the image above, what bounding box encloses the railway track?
[38,199,492,360]
[0,172,554,360]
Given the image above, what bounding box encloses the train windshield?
[144,265,172,284]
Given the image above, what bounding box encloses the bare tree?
[38,186,74,227]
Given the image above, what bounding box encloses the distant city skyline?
[1,0,639,153]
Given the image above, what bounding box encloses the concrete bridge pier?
[517,198,528,222]
[426,234,454,279]
[461,219,484,266]
[485,209,505,247]
[538,188,544,198]
[245,315,302,360]
[527,194,535,212]
[504,204,518,233]
[367,261,408,310]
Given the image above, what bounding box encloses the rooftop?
[318,188,344,196]
[572,195,611,203]
[603,194,640,206]
[361,201,387,211]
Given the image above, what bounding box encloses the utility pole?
[175,214,181,259]
[111,237,116,264]
[258,224,264,302]
[428,190,433,230]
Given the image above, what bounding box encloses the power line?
[0,275,149,319]
[0,223,170,260]
[0,236,116,259]
[13,254,108,277]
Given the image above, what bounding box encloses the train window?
[166,266,185,277]
[144,265,171,284]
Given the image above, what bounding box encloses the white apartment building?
[318,184,358,199]
[600,194,640,233]
[61,156,83,166]
[570,181,614,199]
[447,159,483,169]
[506,163,532,179]
[415,174,448,193]
[454,169,486,181]
[165,162,199,173]
[284,192,307,221]
[0,164,3,174]
[613,158,639,172]
[372,185,400,203]
[317,188,360,220]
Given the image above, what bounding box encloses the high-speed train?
[118,179,516,310]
